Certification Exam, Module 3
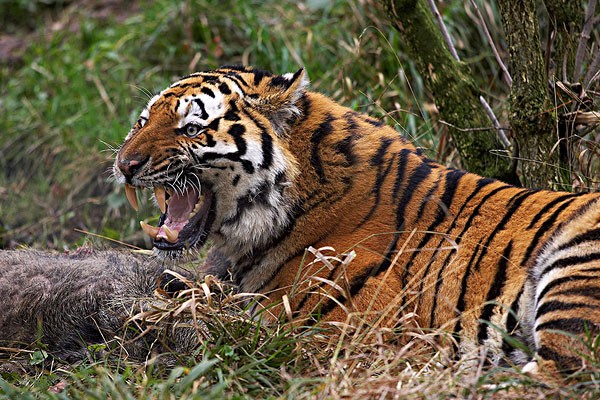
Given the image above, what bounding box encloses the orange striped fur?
[114,66,600,377]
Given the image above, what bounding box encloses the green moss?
[384,0,517,183]
[499,0,557,188]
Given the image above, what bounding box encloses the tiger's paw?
[521,359,563,386]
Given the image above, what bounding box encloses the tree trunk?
[498,0,558,188]
[382,0,518,184]
[544,0,583,81]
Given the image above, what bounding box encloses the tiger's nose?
[117,156,148,183]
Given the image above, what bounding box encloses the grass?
[0,0,438,250]
[2,262,600,399]
[2,0,600,398]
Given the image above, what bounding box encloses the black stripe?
[536,345,581,371]
[365,117,384,127]
[316,160,434,322]
[438,170,466,214]
[527,193,579,229]
[536,274,599,303]
[403,179,443,308]
[535,317,595,334]
[310,114,335,183]
[428,177,498,326]
[539,252,600,280]
[408,169,465,312]
[228,123,247,154]
[348,266,381,299]
[207,117,221,131]
[220,65,250,73]
[556,227,600,252]
[342,111,360,132]
[168,81,204,90]
[200,123,255,173]
[224,110,240,121]
[299,93,311,119]
[224,100,240,121]
[238,108,273,170]
[417,177,440,216]
[218,82,232,95]
[203,132,216,147]
[442,184,512,280]
[260,130,273,169]
[375,232,402,278]
[226,71,249,87]
[448,185,513,344]
[521,197,578,264]
[396,163,433,230]
[293,265,339,318]
[470,189,537,272]
[578,267,600,273]
[392,149,412,200]
[535,300,590,320]
[201,87,215,98]
[395,162,434,285]
[199,74,220,83]
[553,286,600,301]
[193,99,209,119]
[477,241,513,343]
[224,75,247,96]
[252,69,270,85]
[369,161,434,287]
[334,135,358,166]
[370,138,393,166]
[359,152,396,226]
[240,160,254,174]
[452,242,483,343]
[311,263,380,323]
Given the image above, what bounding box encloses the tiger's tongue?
[156,189,199,242]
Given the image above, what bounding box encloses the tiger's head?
[113,66,308,257]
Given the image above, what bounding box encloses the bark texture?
[498,0,558,188]
[382,0,518,184]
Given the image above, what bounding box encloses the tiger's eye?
[186,124,200,137]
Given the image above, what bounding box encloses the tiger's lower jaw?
[152,188,216,254]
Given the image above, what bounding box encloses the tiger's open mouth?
[125,184,215,252]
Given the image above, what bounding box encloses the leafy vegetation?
[2,0,600,398]
[0,0,436,249]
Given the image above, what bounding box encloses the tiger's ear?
[248,68,309,137]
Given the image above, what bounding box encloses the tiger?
[113,65,600,379]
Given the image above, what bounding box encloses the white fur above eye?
[177,92,226,128]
